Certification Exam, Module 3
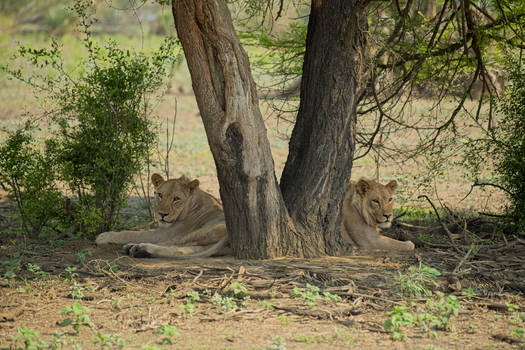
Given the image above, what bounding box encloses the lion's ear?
[151,173,165,188]
[186,179,200,191]
[386,180,398,191]
[356,178,371,195]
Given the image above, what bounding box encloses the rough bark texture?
[280,0,368,255]
[172,0,368,258]
[171,0,311,258]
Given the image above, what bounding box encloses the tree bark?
[172,0,368,258]
[171,0,312,258]
[280,0,368,255]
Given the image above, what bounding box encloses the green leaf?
[59,318,72,327]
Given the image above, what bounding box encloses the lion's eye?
[173,196,180,202]
[157,192,163,199]
[388,197,393,202]
[372,199,380,205]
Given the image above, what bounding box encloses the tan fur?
[341,178,414,251]
[96,174,229,259]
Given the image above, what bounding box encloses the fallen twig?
[453,243,475,274]
[492,333,523,345]
[272,305,361,320]
[418,195,460,251]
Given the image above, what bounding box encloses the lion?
[95,173,229,259]
[341,178,415,251]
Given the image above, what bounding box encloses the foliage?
[70,282,85,299]
[260,300,276,309]
[59,301,94,333]
[231,281,248,298]
[267,336,287,350]
[94,332,126,349]
[0,123,64,237]
[1,252,21,281]
[323,291,342,304]
[384,293,460,340]
[419,292,460,334]
[26,263,50,281]
[492,58,525,230]
[241,21,307,83]
[212,292,238,313]
[12,327,64,350]
[49,331,68,350]
[12,327,43,350]
[156,324,179,345]
[210,281,251,313]
[0,0,179,237]
[291,284,341,308]
[461,287,476,300]
[509,327,524,339]
[384,305,416,340]
[396,263,441,298]
[240,1,525,217]
[178,290,200,317]
[76,249,92,264]
[292,283,321,308]
[465,56,525,232]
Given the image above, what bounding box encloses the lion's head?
[151,173,200,226]
[350,178,398,229]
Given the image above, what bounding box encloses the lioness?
[341,178,415,251]
[96,174,228,258]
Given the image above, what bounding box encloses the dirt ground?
[1,208,524,350]
[0,90,524,348]
[0,35,522,350]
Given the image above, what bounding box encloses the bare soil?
[0,43,520,350]
[1,207,524,350]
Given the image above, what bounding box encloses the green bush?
[44,39,167,234]
[464,57,525,233]
[493,59,525,231]
[0,0,179,237]
[0,123,64,237]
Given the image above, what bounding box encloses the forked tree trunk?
[171,0,311,258]
[280,0,368,255]
[171,0,368,258]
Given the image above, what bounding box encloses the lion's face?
[355,178,398,229]
[151,173,200,226]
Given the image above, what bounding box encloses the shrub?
[1,0,179,237]
[44,40,164,234]
[463,56,525,234]
[492,58,525,230]
[0,123,64,237]
[396,263,440,298]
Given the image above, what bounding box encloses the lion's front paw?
[96,231,117,245]
[123,243,154,258]
[404,240,415,250]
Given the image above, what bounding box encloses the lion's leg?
[370,234,415,251]
[123,238,229,259]
[123,243,206,258]
[344,223,414,251]
[165,223,227,246]
[96,228,178,245]
[340,224,358,247]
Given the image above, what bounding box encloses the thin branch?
[461,182,513,202]
[418,194,457,245]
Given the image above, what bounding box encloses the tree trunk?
[171,0,312,259]
[172,0,368,258]
[280,0,368,255]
